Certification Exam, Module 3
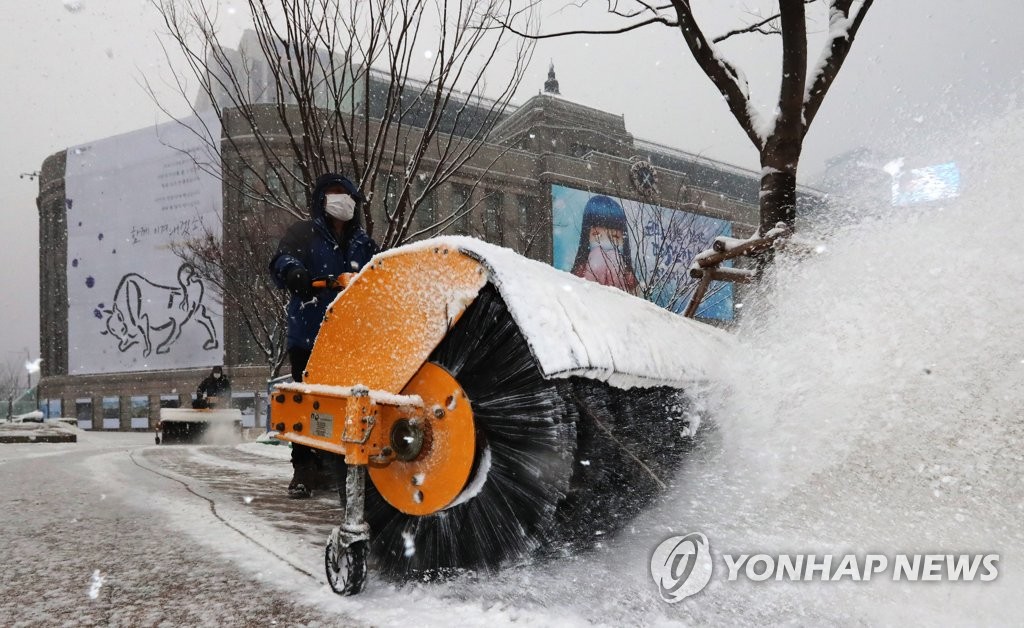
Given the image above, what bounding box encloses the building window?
[267,170,286,210]
[160,394,181,409]
[415,182,437,233]
[241,169,260,213]
[76,397,93,430]
[484,191,504,245]
[258,392,271,432]
[450,183,471,235]
[234,314,263,366]
[233,392,257,428]
[130,396,150,429]
[39,398,61,419]
[375,174,403,224]
[102,397,120,430]
[517,194,534,250]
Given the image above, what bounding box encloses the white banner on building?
[65,115,224,375]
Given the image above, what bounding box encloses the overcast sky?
[1,0,1021,373]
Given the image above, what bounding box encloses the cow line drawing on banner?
[64,114,226,374]
[101,264,219,357]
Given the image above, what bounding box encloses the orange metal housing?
[304,244,488,391]
[273,244,488,514]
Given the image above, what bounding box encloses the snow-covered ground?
[0,432,352,626]
[0,432,596,627]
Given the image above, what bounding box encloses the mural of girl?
[570,195,639,294]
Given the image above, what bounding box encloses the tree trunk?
[759,139,801,235]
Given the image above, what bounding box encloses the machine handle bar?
[312,273,356,291]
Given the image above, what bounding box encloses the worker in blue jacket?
[270,173,378,498]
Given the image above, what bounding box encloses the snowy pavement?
[0,432,358,627]
[3,420,1020,627]
[0,432,597,627]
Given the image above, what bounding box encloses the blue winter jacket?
[269,174,379,351]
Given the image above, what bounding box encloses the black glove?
[285,266,315,300]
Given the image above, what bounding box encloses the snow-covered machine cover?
[375,236,734,390]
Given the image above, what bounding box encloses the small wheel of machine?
[325,529,368,595]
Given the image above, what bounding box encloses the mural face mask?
[324,193,356,222]
[579,225,633,291]
[589,228,624,253]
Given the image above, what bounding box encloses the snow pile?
[0,421,79,443]
[235,441,292,461]
[378,237,735,390]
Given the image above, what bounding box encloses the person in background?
[193,365,231,409]
[269,173,378,499]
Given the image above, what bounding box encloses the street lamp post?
[24,349,42,415]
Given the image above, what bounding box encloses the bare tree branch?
[667,1,764,151]
[712,0,817,43]
[150,0,536,376]
[802,0,875,134]
[493,13,677,38]
[775,0,809,144]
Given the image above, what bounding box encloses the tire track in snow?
[128,448,319,580]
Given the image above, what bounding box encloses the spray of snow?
[426,108,1024,626]
[198,420,244,446]
[664,107,1024,624]
[402,531,416,558]
[446,445,492,509]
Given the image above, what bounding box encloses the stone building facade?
[37,75,812,430]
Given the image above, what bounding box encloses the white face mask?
[324,193,356,222]
[589,231,623,253]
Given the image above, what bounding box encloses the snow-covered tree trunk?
[760,149,799,234]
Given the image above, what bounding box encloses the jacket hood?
[310,173,365,225]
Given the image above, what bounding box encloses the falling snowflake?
[88,570,105,599]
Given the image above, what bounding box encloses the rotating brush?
[365,285,577,578]
[364,285,699,579]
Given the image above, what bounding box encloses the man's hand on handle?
[286,267,316,300]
